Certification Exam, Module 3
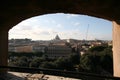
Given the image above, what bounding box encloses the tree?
[89,46,106,52]
[100,46,113,74]
[40,61,56,69]
[81,53,106,74]
[69,54,80,65]
[79,45,113,75]
[29,57,43,68]
[15,56,29,67]
[55,57,74,71]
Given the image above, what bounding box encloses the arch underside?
[0,0,120,30]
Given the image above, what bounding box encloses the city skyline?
[9,13,112,40]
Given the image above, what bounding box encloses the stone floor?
[0,72,80,80]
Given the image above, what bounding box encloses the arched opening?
[1,0,120,78]
[8,13,113,78]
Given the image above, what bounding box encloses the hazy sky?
[9,13,112,40]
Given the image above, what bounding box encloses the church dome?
[55,35,60,40]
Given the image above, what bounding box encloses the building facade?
[45,45,72,58]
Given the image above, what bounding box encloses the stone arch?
[1,0,120,77]
[1,0,120,30]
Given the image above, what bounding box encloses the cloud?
[19,25,33,30]
[9,22,98,40]
[66,14,79,19]
[95,34,112,40]
[9,13,112,40]
[51,20,56,24]
[9,25,98,40]
[74,22,80,26]
[56,30,82,39]
[33,30,50,35]
[57,29,98,40]
[56,24,63,28]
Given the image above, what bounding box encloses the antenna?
[86,24,89,40]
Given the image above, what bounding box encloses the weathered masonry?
[0,0,120,77]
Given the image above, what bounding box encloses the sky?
[9,13,112,40]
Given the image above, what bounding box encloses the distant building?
[32,45,46,53]
[67,39,80,43]
[54,34,60,40]
[9,45,16,52]
[108,41,112,46]
[45,45,72,58]
[9,38,32,46]
[51,35,61,43]
[15,45,33,53]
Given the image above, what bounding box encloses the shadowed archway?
[0,0,120,77]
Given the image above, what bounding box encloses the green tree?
[80,53,100,73]
[89,46,106,52]
[69,54,80,65]
[100,46,113,74]
[79,45,113,75]
[40,61,56,69]
[55,57,74,71]
[15,56,29,67]
[29,57,43,68]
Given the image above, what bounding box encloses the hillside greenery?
[8,45,113,76]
